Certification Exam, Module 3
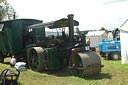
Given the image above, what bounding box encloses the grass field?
[0,55,128,85]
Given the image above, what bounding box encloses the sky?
[7,0,128,31]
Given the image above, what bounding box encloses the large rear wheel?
[28,47,45,72]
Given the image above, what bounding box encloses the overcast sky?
[7,0,128,31]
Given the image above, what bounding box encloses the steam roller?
[69,51,102,77]
[27,14,103,77]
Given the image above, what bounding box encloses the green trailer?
[0,19,42,62]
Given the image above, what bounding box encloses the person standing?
[86,38,91,46]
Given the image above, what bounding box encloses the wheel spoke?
[29,49,39,71]
[69,53,83,77]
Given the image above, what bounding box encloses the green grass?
[0,56,128,85]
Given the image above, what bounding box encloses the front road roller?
[69,51,103,77]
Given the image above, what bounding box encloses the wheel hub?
[113,54,119,60]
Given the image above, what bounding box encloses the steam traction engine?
[27,14,103,77]
[0,14,103,77]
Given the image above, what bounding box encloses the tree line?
[0,0,17,21]
[75,27,109,35]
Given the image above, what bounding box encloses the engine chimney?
[13,12,16,20]
[67,14,74,39]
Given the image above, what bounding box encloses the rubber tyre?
[111,52,120,60]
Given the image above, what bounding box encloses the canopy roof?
[28,18,79,29]
[86,31,107,47]
[120,19,128,32]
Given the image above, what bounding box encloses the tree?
[100,27,108,34]
[0,0,17,21]
[100,27,105,30]
[0,0,5,3]
[75,27,82,35]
